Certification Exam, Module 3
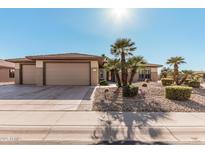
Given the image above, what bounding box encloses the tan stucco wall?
[14,63,20,84]
[36,61,43,86]
[15,69,20,84]
[151,72,158,81]
[35,68,43,86]
[91,61,99,86]
[0,68,14,82]
[151,67,157,72]
[151,67,159,81]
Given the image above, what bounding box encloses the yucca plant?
[177,70,194,85]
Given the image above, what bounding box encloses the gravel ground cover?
[92,82,205,112]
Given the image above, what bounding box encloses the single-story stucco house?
[0,60,15,82]
[7,53,162,86]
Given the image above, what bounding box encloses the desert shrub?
[142,83,148,87]
[184,79,191,85]
[188,80,200,88]
[161,78,174,86]
[123,85,138,97]
[116,82,122,88]
[100,80,108,86]
[165,86,192,101]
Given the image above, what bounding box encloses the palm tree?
[104,58,121,87]
[111,38,137,86]
[127,56,146,85]
[166,56,186,84]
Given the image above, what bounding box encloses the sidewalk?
[0,111,205,144]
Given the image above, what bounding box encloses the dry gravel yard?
[92,82,205,112]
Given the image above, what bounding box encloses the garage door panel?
[46,63,90,85]
[22,65,36,84]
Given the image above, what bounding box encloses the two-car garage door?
[21,63,91,85]
[45,63,90,86]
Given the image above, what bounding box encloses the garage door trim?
[43,62,91,86]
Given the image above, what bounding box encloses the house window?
[9,69,15,78]
[138,68,151,81]
[99,69,104,79]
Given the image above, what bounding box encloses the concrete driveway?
[0,85,95,111]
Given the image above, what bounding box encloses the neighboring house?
[0,60,15,82]
[7,52,162,86]
[101,63,162,83]
[194,71,205,82]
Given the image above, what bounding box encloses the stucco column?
[14,63,20,84]
[91,61,99,86]
[151,67,159,81]
[103,69,107,80]
[36,60,44,86]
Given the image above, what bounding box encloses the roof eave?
[26,56,104,66]
[0,66,15,69]
[6,59,35,63]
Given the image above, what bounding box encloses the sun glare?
[110,8,129,22]
[104,8,136,31]
[112,8,128,18]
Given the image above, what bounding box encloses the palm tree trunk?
[126,69,128,84]
[162,72,167,78]
[129,69,136,85]
[115,70,121,87]
[121,51,127,86]
[174,64,178,84]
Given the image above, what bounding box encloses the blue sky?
[0,9,204,70]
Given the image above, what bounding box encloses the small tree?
[104,58,121,87]
[160,67,172,78]
[111,38,137,86]
[166,56,186,84]
[127,56,146,85]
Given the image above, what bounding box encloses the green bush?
[188,80,200,88]
[123,85,138,97]
[161,78,174,86]
[165,86,192,101]
[99,80,108,86]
